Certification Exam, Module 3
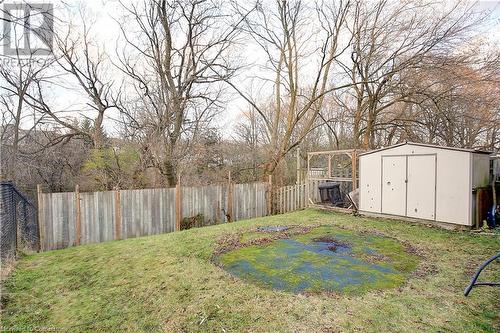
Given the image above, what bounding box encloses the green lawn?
[1,209,499,332]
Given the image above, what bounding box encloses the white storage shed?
[359,142,491,227]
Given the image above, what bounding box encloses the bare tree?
[0,4,55,180]
[342,0,488,148]
[19,4,122,149]
[230,0,353,178]
[116,0,245,186]
[232,106,268,181]
[404,52,500,148]
[1,55,53,163]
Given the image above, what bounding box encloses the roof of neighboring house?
[358,142,492,157]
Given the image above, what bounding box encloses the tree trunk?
[164,159,177,187]
[363,115,374,149]
[353,112,362,148]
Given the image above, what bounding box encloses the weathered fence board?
[118,188,176,240]
[307,180,324,204]
[80,191,116,245]
[232,183,268,220]
[40,192,76,250]
[181,185,226,225]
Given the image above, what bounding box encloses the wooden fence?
[307,180,326,204]
[275,183,307,214]
[37,179,330,251]
[38,182,269,251]
[273,181,326,213]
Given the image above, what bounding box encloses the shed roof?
[358,142,492,157]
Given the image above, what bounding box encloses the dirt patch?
[360,229,390,238]
[327,245,338,252]
[214,234,242,257]
[312,236,352,253]
[362,253,391,264]
[312,236,337,243]
[411,262,439,279]
[462,258,496,278]
[262,224,317,238]
[402,241,427,258]
[313,236,351,245]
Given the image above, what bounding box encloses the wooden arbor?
[306,149,363,207]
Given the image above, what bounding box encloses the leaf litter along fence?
[0,181,39,263]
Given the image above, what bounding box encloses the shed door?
[406,155,436,220]
[382,156,406,216]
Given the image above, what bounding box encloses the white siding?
[406,155,436,220]
[381,156,407,216]
[433,149,469,226]
[359,152,382,212]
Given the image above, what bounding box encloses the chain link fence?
[0,181,39,263]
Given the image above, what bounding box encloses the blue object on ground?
[486,205,498,228]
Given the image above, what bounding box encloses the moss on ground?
[1,209,499,332]
[218,225,419,294]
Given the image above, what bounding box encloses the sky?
[2,0,500,138]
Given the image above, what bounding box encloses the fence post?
[289,186,292,212]
[267,174,273,215]
[306,154,310,206]
[288,186,291,213]
[475,188,482,229]
[75,185,81,246]
[285,186,288,213]
[175,181,182,231]
[328,155,332,179]
[227,171,233,222]
[293,184,299,210]
[36,184,44,251]
[284,186,287,213]
[280,186,284,214]
[216,199,221,224]
[296,147,301,184]
[352,150,358,190]
[114,190,121,240]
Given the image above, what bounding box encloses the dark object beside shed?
[318,182,344,206]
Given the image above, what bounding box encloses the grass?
[1,209,499,332]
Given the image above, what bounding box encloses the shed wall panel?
[381,156,407,216]
[359,153,382,213]
[406,155,436,220]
